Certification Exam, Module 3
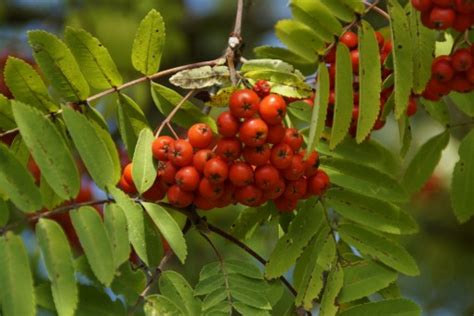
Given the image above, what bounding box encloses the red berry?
[304,151,320,177]
[235,185,263,207]
[119,175,136,194]
[167,185,194,208]
[229,89,260,118]
[152,136,174,161]
[273,196,298,212]
[466,66,474,84]
[229,162,254,187]
[253,79,271,98]
[406,96,417,117]
[215,137,242,161]
[350,50,359,73]
[267,124,286,144]
[123,163,134,185]
[270,143,294,169]
[198,178,224,200]
[429,7,456,29]
[432,0,454,6]
[158,161,177,186]
[168,139,194,167]
[455,0,474,14]
[239,118,268,147]
[284,178,308,200]
[215,181,235,207]
[352,106,360,122]
[451,48,473,72]
[254,164,280,191]
[175,166,200,192]
[142,178,166,201]
[193,149,215,173]
[431,56,454,82]
[204,158,229,184]
[453,13,472,32]
[411,0,433,11]
[373,119,386,131]
[421,10,436,28]
[282,154,306,181]
[258,94,287,125]
[449,74,474,92]
[187,123,213,149]
[262,177,286,200]
[375,31,385,48]
[194,194,216,210]
[340,31,358,49]
[217,111,240,137]
[243,144,271,166]
[309,170,330,195]
[283,128,303,151]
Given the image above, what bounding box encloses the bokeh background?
[1,0,473,315]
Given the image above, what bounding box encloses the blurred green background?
[1,0,473,315]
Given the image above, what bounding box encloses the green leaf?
[244,70,312,99]
[28,30,89,101]
[319,263,344,316]
[402,131,450,194]
[0,198,10,226]
[65,27,123,89]
[253,46,316,75]
[339,299,421,316]
[104,203,130,268]
[35,283,55,311]
[338,223,419,276]
[76,285,126,316]
[288,101,312,123]
[265,201,324,279]
[206,86,238,108]
[132,129,157,194]
[356,21,381,143]
[0,143,42,212]
[142,202,187,264]
[62,107,120,189]
[318,138,401,176]
[320,156,408,202]
[275,19,323,62]
[0,94,15,131]
[320,0,355,21]
[12,101,80,200]
[293,226,332,310]
[39,174,64,210]
[451,130,474,223]
[70,206,115,286]
[408,7,436,94]
[330,43,354,149]
[307,63,329,153]
[398,116,412,157]
[231,205,275,240]
[387,0,414,119]
[420,99,450,125]
[151,83,217,132]
[117,93,150,158]
[159,271,201,315]
[110,263,146,304]
[379,282,402,299]
[132,9,166,75]
[109,187,163,267]
[37,219,78,316]
[325,189,418,235]
[0,232,35,316]
[4,57,57,112]
[339,260,398,303]
[170,65,230,89]
[291,0,343,37]
[340,0,365,13]
[448,91,474,117]
[144,294,185,315]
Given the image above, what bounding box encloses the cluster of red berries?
[411,0,474,31]
[118,89,330,212]
[422,45,474,100]
[322,31,417,137]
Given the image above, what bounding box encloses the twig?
[166,122,179,139]
[0,199,111,235]
[154,90,196,137]
[0,60,219,139]
[207,223,298,297]
[128,219,192,315]
[363,1,389,20]
[447,121,474,129]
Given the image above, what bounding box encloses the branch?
[154,89,196,137]
[232,0,244,37]
[0,59,219,139]
[207,223,298,298]
[363,1,389,20]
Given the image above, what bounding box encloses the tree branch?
[154,89,196,137]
